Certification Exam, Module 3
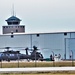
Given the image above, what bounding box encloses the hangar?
[0,31,75,60]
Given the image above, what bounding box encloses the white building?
[0,31,75,60]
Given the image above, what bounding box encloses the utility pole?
[52,51,55,67]
[71,50,73,66]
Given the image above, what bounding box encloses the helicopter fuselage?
[0,50,43,61]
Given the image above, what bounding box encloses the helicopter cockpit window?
[10,54,14,56]
[1,53,4,56]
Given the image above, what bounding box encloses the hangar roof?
[1,31,75,36]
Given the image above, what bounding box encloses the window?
[8,22,12,25]
[13,22,18,24]
[10,54,14,56]
[11,26,13,28]
[18,26,19,28]
[6,26,8,28]
[3,26,5,28]
[15,26,17,28]
[23,26,24,28]
[16,29,18,32]
[8,26,10,28]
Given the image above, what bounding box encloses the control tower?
[2,15,25,34]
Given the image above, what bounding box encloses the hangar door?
[66,38,75,59]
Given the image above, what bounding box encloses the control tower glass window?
[13,22,19,24]
[7,22,19,25]
[8,22,12,25]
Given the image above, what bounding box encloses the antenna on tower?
[11,4,16,16]
[12,4,14,16]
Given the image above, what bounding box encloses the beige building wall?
[2,25,25,34]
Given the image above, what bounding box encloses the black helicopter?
[0,46,43,62]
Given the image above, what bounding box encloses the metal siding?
[32,33,64,58]
[66,38,75,59]
[0,35,31,48]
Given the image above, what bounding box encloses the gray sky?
[0,0,75,34]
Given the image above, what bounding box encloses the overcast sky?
[0,0,75,34]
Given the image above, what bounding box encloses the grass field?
[0,73,75,75]
[0,61,75,68]
[0,61,75,75]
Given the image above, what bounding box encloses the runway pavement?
[0,67,75,73]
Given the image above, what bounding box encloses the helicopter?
[0,46,43,62]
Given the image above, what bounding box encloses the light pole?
[1,54,2,68]
[51,51,55,67]
[64,38,66,60]
[17,54,19,68]
[30,34,32,49]
[71,50,73,66]
[33,46,37,67]
[35,50,36,67]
